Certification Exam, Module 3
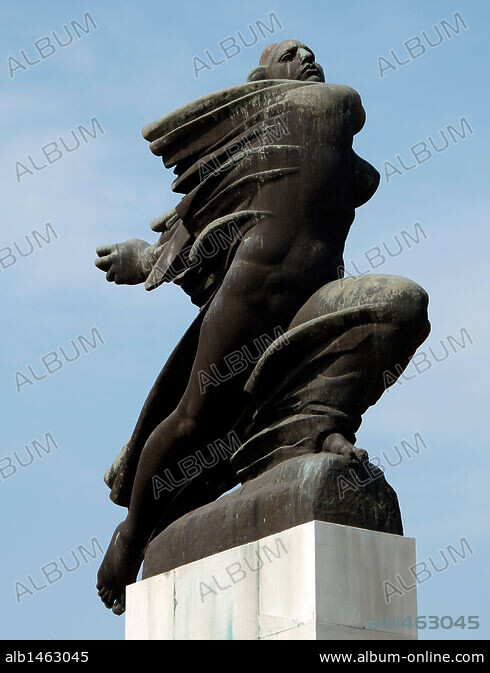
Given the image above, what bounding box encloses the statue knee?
[171,408,199,440]
[382,276,429,331]
[289,273,429,333]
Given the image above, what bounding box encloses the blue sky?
[1,0,488,641]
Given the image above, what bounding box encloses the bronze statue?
[95,40,430,614]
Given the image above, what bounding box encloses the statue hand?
[95,238,150,285]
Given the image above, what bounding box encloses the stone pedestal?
[126,521,417,640]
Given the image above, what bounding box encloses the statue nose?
[298,48,313,63]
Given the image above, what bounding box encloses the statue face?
[265,40,325,82]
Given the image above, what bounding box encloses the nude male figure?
[95,41,427,614]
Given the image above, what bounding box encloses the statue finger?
[106,268,116,282]
[95,254,114,271]
[96,244,115,257]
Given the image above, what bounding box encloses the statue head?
[247,40,325,83]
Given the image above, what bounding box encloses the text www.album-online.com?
[319,651,484,663]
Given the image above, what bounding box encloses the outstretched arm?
[94,209,177,285]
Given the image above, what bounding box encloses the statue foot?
[322,432,367,464]
[96,522,143,615]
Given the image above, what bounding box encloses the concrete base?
[126,521,418,640]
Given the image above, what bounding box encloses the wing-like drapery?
[142,80,315,305]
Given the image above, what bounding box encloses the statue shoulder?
[286,82,366,134]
